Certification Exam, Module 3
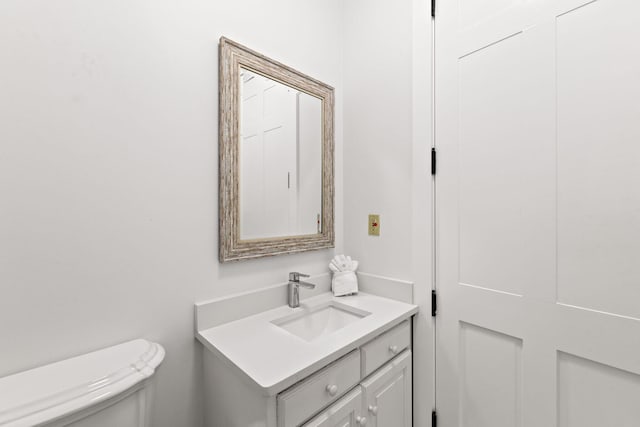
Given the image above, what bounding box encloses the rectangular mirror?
[219,37,334,262]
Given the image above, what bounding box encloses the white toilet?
[0,339,164,427]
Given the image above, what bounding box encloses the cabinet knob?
[326,384,338,396]
[368,405,378,416]
[356,416,367,425]
[389,345,399,354]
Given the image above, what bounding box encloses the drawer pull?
[389,345,399,354]
[368,405,378,416]
[325,384,338,396]
[356,416,367,425]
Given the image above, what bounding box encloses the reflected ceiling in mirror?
[219,37,334,262]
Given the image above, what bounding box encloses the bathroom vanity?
[196,285,417,427]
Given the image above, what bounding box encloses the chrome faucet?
[288,272,315,308]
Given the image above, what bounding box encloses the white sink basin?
[272,301,371,341]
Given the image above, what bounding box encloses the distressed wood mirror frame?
[218,37,335,262]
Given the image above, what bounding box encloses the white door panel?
[361,350,412,427]
[458,31,555,297]
[556,0,640,320]
[459,323,522,427]
[558,352,640,427]
[436,0,640,426]
[303,388,364,427]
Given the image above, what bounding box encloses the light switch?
[368,214,380,236]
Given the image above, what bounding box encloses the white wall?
[343,0,434,425]
[343,0,414,278]
[0,1,343,426]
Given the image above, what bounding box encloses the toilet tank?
[0,339,165,427]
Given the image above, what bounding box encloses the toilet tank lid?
[0,339,165,426]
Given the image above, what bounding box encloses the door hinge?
[431,0,436,18]
[431,147,437,175]
[431,290,437,317]
[432,410,438,427]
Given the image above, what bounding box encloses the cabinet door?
[361,350,412,427]
[302,388,366,427]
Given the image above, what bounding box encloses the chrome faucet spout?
[297,280,316,289]
[287,272,315,308]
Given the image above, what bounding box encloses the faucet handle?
[289,272,310,281]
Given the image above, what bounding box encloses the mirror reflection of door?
[239,68,322,240]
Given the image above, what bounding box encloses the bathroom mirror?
[218,37,335,262]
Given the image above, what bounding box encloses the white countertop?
[196,291,418,396]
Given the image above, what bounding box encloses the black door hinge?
[432,410,438,427]
[431,290,437,317]
[431,0,436,18]
[431,147,437,175]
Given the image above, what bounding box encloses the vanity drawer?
[277,349,361,427]
[361,320,411,377]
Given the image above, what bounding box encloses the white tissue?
[329,254,359,296]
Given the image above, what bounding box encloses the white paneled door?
[435,0,640,426]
